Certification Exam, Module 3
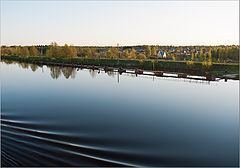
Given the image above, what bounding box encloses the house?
[157,50,166,58]
[170,48,175,52]
[103,49,109,53]
[136,49,141,52]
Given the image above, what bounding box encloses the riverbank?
[1,55,239,79]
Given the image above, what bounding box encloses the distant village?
[74,45,239,63]
[1,44,239,63]
[93,47,205,58]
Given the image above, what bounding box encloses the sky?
[1,1,239,46]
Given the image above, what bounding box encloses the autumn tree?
[208,49,212,65]
[130,48,136,59]
[172,55,176,61]
[195,52,198,60]
[191,52,194,61]
[137,53,146,59]
[60,44,77,58]
[15,46,21,56]
[106,50,112,58]
[1,46,6,55]
[46,42,61,57]
[85,48,92,58]
[20,47,30,56]
[203,52,207,62]
[69,46,77,58]
[151,46,157,56]
[123,49,129,59]
[30,46,39,56]
[145,45,151,57]
[109,48,118,59]
[91,48,97,58]
[199,49,203,61]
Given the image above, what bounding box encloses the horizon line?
[1,43,239,47]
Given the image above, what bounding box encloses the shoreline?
[1,55,239,80]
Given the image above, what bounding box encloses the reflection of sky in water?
[1,62,239,166]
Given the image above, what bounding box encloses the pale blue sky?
[1,1,239,46]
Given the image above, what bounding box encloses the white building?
[157,51,167,58]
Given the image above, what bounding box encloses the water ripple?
[1,119,135,166]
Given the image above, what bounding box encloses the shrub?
[139,59,144,64]
[186,60,194,65]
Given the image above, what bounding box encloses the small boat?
[178,73,187,78]
[63,63,69,67]
[154,71,163,76]
[206,75,216,81]
[90,65,99,70]
[118,67,126,74]
[135,69,143,74]
[104,66,113,72]
[79,64,87,69]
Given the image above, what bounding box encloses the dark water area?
[1,61,239,167]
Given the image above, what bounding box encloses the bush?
[186,61,194,66]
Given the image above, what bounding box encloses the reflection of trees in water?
[125,73,136,78]
[62,67,76,79]
[3,60,78,80]
[1,60,16,65]
[18,62,29,69]
[30,64,38,72]
[49,66,62,79]
[106,71,116,78]
[89,69,97,78]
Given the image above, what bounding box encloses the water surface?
[1,61,239,167]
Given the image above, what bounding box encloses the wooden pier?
[30,61,227,82]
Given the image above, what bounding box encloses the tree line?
[1,43,239,63]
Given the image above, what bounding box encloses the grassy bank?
[1,55,239,79]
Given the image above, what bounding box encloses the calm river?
[1,61,239,167]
